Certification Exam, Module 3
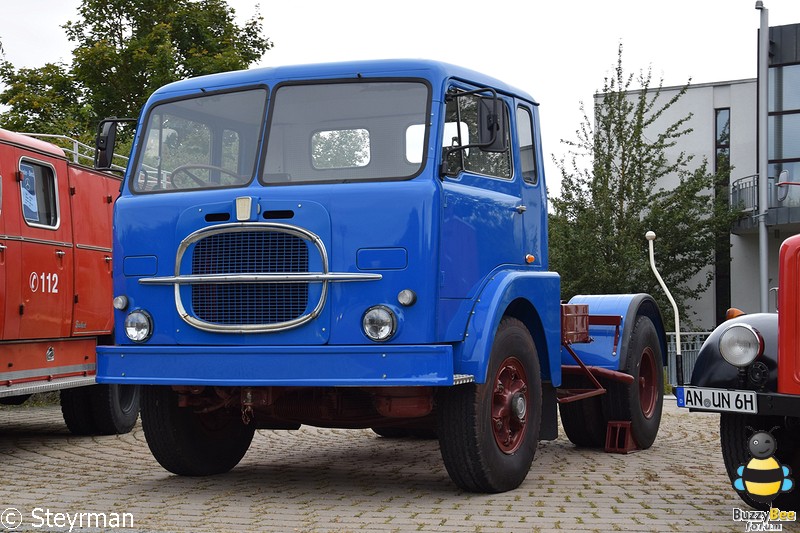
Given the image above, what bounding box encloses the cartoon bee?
[734,427,794,504]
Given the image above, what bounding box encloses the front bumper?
[97,344,458,387]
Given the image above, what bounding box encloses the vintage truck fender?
[566,294,667,371]
[690,313,778,390]
[453,269,562,385]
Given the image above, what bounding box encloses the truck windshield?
[261,81,430,184]
[131,88,267,193]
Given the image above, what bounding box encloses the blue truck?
[95,59,667,493]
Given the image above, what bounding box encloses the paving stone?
[0,401,753,532]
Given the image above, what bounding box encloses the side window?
[19,159,58,228]
[516,106,538,185]
[444,92,511,179]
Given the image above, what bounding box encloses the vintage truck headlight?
[719,323,763,367]
[362,305,397,342]
[124,310,153,342]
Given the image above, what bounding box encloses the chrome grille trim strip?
[158,222,379,333]
[139,272,382,284]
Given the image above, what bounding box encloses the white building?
[605,23,799,331]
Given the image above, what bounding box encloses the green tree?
[0,61,91,137]
[549,45,738,326]
[0,0,271,139]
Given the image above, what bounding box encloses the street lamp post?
[756,1,769,313]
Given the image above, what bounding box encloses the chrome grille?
[190,231,309,325]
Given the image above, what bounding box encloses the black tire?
[89,384,141,435]
[720,413,800,511]
[605,316,663,449]
[372,427,411,438]
[60,387,97,435]
[0,394,32,406]
[437,317,542,493]
[141,386,255,476]
[559,375,607,448]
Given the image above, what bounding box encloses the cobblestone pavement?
[0,398,774,532]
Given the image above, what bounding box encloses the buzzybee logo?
[733,427,794,504]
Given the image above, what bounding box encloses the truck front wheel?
[720,413,800,511]
[437,317,542,493]
[141,386,254,476]
[606,315,663,449]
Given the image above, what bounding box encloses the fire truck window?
[19,160,58,228]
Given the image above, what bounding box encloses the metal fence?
[665,332,712,386]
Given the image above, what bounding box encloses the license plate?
[677,386,757,414]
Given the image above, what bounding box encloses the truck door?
[0,147,8,339]
[15,153,74,339]
[440,88,522,299]
[515,104,546,269]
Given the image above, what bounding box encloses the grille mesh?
[190,231,309,325]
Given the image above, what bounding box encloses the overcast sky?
[1,0,799,196]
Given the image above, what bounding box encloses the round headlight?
[719,324,763,367]
[362,306,397,342]
[124,310,153,343]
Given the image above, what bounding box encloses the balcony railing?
[731,173,800,213]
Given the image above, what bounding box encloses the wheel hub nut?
[511,392,526,419]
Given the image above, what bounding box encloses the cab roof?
[147,59,537,106]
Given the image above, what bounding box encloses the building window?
[768,64,800,190]
[715,108,730,175]
[713,108,731,325]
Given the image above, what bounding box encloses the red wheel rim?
[491,357,529,454]
[639,347,658,419]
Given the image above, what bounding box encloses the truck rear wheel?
[559,376,608,448]
[606,315,663,449]
[437,317,542,493]
[90,384,141,435]
[141,386,254,476]
[61,385,141,435]
[60,387,96,435]
[720,412,800,511]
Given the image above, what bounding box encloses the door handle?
[514,205,527,214]
[55,250,66,257]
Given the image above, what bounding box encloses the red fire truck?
[0,129,139,434]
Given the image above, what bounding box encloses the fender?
[454,269,561,385]
[566,294,667,371]
[690,313,778,391]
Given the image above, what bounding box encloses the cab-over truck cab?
[97,60,666,492]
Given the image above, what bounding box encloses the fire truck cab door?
[0,149,10,339]
[14,152,74,340]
